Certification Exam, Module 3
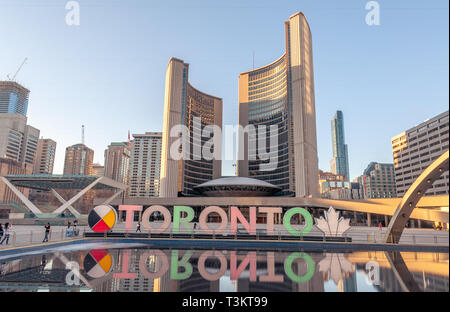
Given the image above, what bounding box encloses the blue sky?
[0,0,448,179]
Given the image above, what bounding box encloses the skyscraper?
[129,132,162,197]
[237,12,319,197]
[160,58,223,197]
[0,81,29,116]
[104,142,131,185]
[391,110,449,197]
[0,114,39,166]
[33,138,56,174]
[330,110,350,181]
[63,143,94,175]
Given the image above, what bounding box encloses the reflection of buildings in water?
[350,251,449,292]
[112,249,154,292]
[318,253,356,292]
[0,251,90,292]
[372,266,449,292]
[337,274,357,292]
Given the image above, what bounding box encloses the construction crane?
[7,58,28,82]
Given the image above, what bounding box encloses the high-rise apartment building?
[33,138,56,174]
[104,142,131,185]
[0,114,39,166]
[129,132,162,197]
[63,144,94,175]
[356,162,397,199]
[160,58,223,197]
[330,110,350,181]
[391,111,449,197]
[0,81,29,116]
[237,12,319,197]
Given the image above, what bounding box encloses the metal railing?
[83,225,449,246]
[0,227,87,249]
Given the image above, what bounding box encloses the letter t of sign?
[119,205,143,232]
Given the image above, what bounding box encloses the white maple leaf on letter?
[314,206,351,237]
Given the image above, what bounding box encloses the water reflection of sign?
[84,249,316,284]
[318,253,355,284]
[365,261,380,286]
[84,249,113,278]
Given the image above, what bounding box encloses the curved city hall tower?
[238,12,319,197]
[160,58,222,197]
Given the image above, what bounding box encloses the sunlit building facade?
[33,138,56,174]
[104,142,131,185]
[392,111,449,197]
[129,132,162,197]
[160,58,222,197]
[0,114,40,166]
[237,12,319,197]
[63,143,94,175]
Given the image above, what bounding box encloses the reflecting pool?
[0,243,448,292]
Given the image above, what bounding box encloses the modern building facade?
[330,110,350,181]
[33,138,56,174]
[237,12,319,197]
[104,142,131,185]
[356,162,397,199]
[318,170,353,200]
[0,81,30,116]
[129,132,162,197]
[392,111,449,197]
[0,114,40,166]
[160,58,223,197]
[63,144,94,175]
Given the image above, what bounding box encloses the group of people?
[0,223,12,245]
[66,220,79,237]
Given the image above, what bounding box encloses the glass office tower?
[330,110,350,181]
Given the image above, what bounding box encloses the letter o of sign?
[198,251,227,281]
[142,205,171,233]
[199,206,228,234]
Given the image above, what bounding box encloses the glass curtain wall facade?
[160,58,222,197]
[0,81,29,117]
[330,110,350,181]
[238,12,319,197]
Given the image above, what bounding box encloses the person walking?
[378,222,383,231]
[136,221,141,232]
[0,223,11,245]
[43,223,51,242]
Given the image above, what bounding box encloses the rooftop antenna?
[82,125,85,145]
[7,57,28,82]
